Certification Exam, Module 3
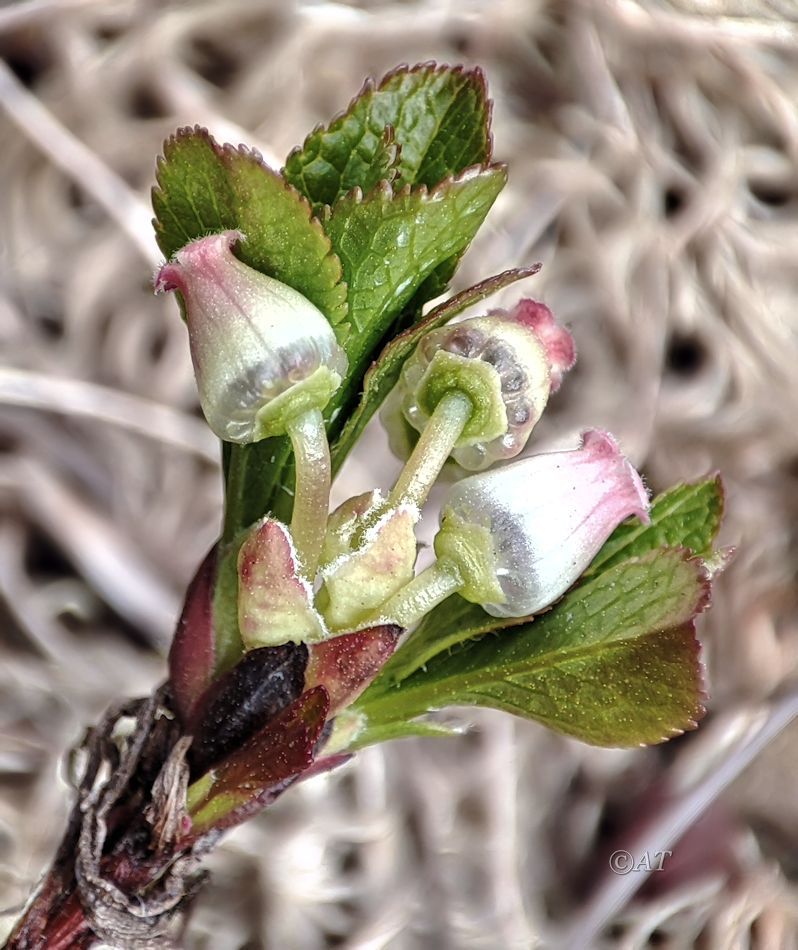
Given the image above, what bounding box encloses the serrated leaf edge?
[585,473,725,577]
[283,62,493,181]
[363,621,707,749]
[329,161,507,215]
[375,60,494,163]
[504,620,708,747]
[437,547,712,667]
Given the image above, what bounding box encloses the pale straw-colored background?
[2,1,798,947]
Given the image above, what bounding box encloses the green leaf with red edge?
[152,128,236,257]
[473,622,704,746]
[284,123,398,217]
[331,265,540,473]
[353,625,703,749]
[354,548,709,748]
[284,63,492,213]
[187,686,329,835]
[326,168,505,344]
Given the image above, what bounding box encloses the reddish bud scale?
[189,686,330,836]
[305,625,402,716]
[168,546,217,725]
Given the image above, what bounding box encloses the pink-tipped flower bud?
[436,429,649,617]
[399,299,575,470]
[155,230,347,443]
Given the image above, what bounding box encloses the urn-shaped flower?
[155,230,347,443]
[437,429,650,617]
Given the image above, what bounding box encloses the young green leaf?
[585,476,724,577]
[284,123,398,217]
[370,546,710,690]
[284,63,492,211]
[152,127,237,259]
[223,145,348,328]
[331,264,541,473]
[326,169,506,345]
[355,623,703,749]
[356,548,709,748]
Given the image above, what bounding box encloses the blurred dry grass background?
[2,0,798,947]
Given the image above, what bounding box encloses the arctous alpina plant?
[8,64,725,948]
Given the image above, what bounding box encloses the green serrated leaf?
[585,476,724,577]
[474,623,704,746]
[357,624,703,749]
[152,128,237,259]
[356,548,709,747]
[327,169,505,342]
[284,63,491,211]
[223,145,348,327]
[370,546,710,690]
[383,63,492,189]
[331,264,540,472]
[284,120,398,216]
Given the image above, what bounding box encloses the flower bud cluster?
[158,229,648,668]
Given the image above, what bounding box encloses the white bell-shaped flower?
[437,429,650,617]
[155,230,347,443]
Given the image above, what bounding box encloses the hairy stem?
[286,408,331,578]
[372,558,463,628]
[388,391,473,511]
